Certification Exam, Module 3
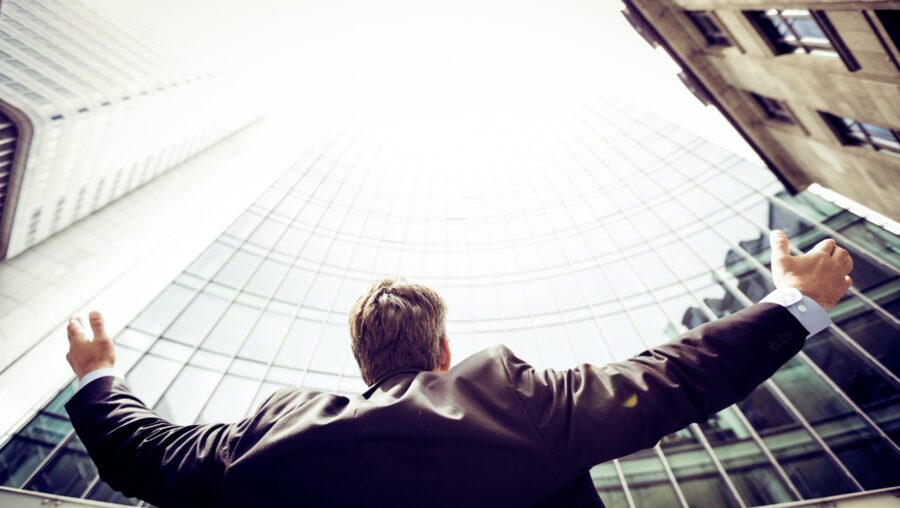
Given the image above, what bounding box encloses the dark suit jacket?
[66,302,807,507]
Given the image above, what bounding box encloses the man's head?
[349,278,450,385]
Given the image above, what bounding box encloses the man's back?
[66,302,812,508]
[225,346,590,507]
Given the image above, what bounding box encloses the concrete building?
[0,97,896,506]
[622,1,900,221]
[0,0,272,259]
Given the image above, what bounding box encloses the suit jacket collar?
[362,368,425,398]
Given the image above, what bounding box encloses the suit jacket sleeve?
[499,302,808,473]
[64,378,291,507]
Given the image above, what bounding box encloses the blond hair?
[349,278,446,385]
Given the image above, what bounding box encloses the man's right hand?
[769,230,853,309]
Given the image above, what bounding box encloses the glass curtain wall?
[1,98,897,506]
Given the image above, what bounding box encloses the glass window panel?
[619,449,681,507]
[534,324,575,370]
[630,250,676,289]
[738,385,856,498]
[566,319,615,367]
[628,304,676,347]
[305,272,342,308]
[248,218,288,247]
[309,323,350,373]
[274,266,314,304]
[42,383,77,419]
[275,318,322,369]
[659,428,740,508]
[501,327,543,369]
[591,462,629,508]
[274,226,308,255]
[239,309,293,363]
[203,302,262,356]
[245,259,289,297]
[186,241,235,279]
[302,371,339,392]
[549,273,584,310]
[130,284,196,335]
[125,354,182,407]
[772,357,900,488]
[804,328,900,443]
[154,365,221,425]
[0,435,54,487]
[698,408,796,505]
[603,260,644,298]
[164,291,230,346]
[213,250,263,288]
[225,212,263,239]
[25,437,96,497]
[830,295,900,378]
[595,313,644,361]
[199,375,262,423]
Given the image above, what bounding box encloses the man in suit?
[64,230,853,507]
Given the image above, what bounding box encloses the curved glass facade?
[1,98,898,506]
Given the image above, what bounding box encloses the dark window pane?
[619,449,681,506]
[0,436,53,487]
[804,328,900,444]
[738,386,856,498]
[659,428,741,507]
[25,437,97,497]
[591,462,629,508]
[772,358,900,488]
[699,408,795,505]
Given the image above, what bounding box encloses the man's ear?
[439,335,451,372]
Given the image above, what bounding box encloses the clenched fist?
[769,230,853,309]
[66,310,116,378]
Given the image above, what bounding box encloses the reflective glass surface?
[2,99,898,506]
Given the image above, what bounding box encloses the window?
[822,112,900,157]
[749,92,794,124]
[745,9,859,71]
[685,11,730,46]
[874,11,900,52]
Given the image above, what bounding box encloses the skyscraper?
[0,0,274,259]
[621,0,900,221]
[0,96,896,506]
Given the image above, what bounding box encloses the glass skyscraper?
[0,97,897,506]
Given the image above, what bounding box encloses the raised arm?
[501,231,853,472]
[63,312,282,507]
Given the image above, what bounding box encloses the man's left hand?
[66,311,116,378]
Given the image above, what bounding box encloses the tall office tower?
[0,97,896,506]
[0,0,277,259]
[622,1,900,221]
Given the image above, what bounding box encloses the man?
[64,230,852,507]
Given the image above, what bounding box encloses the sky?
[88,0,758,160]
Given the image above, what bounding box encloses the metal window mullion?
[612,458,638,508]
[572,98,872,491]
[16,429,77,489]
[764,380,865,491]
[654,444,692,508]
[541,114,745,507]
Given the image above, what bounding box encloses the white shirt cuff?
[77,367,123,393]
[761,287,832,339]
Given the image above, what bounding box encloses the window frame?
[685,10,731,47]
[748,92,795,124]
[821,112,900,157]
[745,9,860,71]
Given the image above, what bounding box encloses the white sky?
[89,0,758,160]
